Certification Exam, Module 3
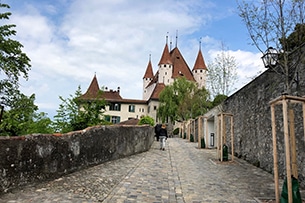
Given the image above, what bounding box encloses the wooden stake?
[283,99,293,203]
[289,108,298,178]
[271,104,280,203]
[231,116,234,161]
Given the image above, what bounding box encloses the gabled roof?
[143,59,154,79]
[158,43,172,65]
[192,49,207,71]
[150,83,166,100]
[170,47,195,82]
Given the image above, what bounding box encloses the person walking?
[159,124,168,151]
[154,123,161,141]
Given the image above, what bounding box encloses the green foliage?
[173,128,179,135]
[212,94,228,107]
[138,116,155,126]
[0,91,52,136]
[0,3,31,103]
[158,77,211,122]
[53,86,106,133]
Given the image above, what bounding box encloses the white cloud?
[6,0,262,118]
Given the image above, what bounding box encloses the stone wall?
[0,125,154,194]
[222,64,305,187]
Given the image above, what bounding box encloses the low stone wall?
[0,125,154,194]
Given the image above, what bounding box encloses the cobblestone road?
[1,138,304,203]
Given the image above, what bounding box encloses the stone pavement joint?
[1,138,304,203]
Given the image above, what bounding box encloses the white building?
[79,40,208,124]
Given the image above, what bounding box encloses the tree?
[237,0,305,95]
[207,43,238,98]
[0,90,52,136]
[158,77,210,123]
[53,86,106,133]
[0,3,31,105]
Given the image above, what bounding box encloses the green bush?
[138,116,155,126]
[173,128,180,135]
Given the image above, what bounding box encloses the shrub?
[173,128,180,135]
[138,116,155,126]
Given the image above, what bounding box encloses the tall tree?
[158,77,210,123]
[207,43,238,98]
[0,3,31,104]
[237,0,305,94]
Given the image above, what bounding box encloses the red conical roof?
[158,43,172,65]
[79,75,100,99]
[143,59,154,79]
[192,49,207,71]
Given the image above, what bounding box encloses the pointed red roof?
[192,49,207,71]
[143,59,154,79]
[80,75,101,99]
[158,44,172,65]
[170,47,195,82]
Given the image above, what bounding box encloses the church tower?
[192,43,207,89]
[142,56,154,100]
[158,38,173,86]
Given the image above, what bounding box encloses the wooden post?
[303,103,305,143]
[217,115,221,160]
[282,99,292,203]
[198,117,202,148]
[271,104,280,203]
[231,116,234,161]
[289,108,298,178]
[220,113,224,162]
[205,117,208,149]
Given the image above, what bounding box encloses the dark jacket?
[159,128,168,138]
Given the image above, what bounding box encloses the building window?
[109,103,121,111]
[165,72,167,75]
[154,106,157,110]
[148,106,150,113]
[200,70,203,73]
[164,64,166,67]
[111,116,120,124]
[129,105,135,112]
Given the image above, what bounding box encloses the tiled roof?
[150,83,165,100]
[192,49,207,71]
[170,47,195,82]
[143,59,154,79]
[116,118,139,125]
[101,90,123,101]
[79,75,101,99]
[158,44,172,65]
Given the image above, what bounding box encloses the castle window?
[154,106,157,110]
[109,103,121,111]
[164,64,166,67]
[195,70,197,73]
[200,70,203,73]
[129,105,135,112]
[165,72,167,75]
[148,106,150,113]
[111,116,120,124]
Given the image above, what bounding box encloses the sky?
[3,0,265,119]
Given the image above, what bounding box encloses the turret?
[192,45,207,89]
[158,42,172,85]
[143,56,154,99]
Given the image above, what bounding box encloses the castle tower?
[158,40,173,86]
[142,56,154,100]
[192,45,207,89]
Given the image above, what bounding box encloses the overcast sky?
[3,0,265,119]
